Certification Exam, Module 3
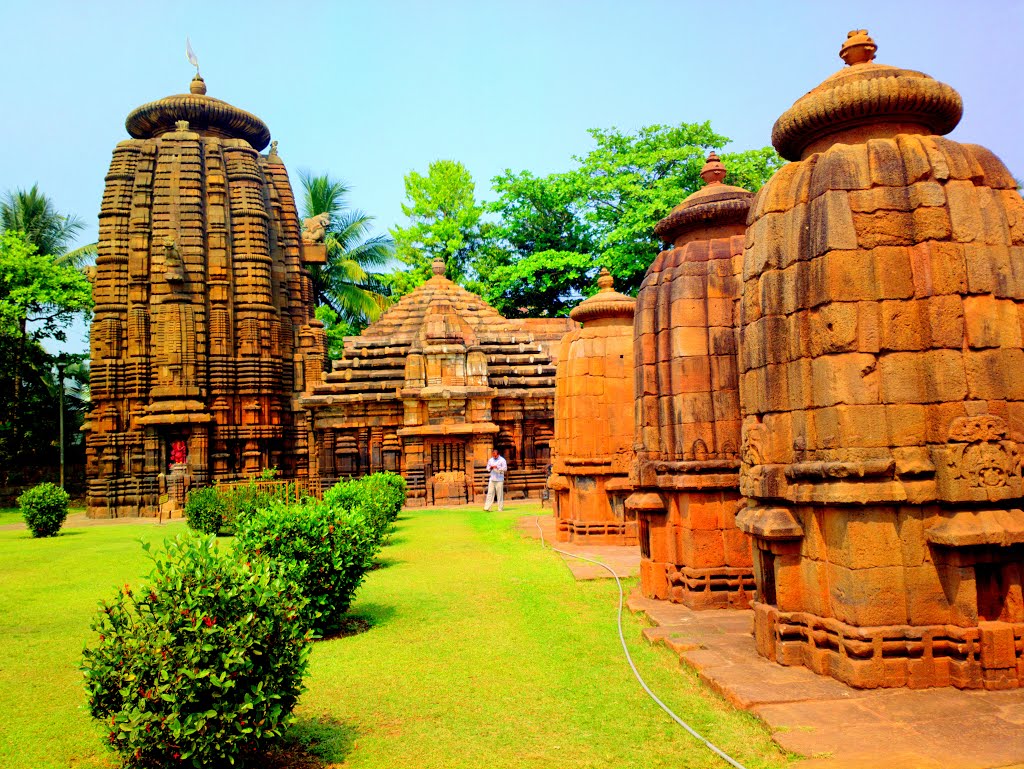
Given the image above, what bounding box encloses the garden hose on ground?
[533,516,749,769]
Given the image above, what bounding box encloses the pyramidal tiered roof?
[305,259,565,401]
[355,259,524,345]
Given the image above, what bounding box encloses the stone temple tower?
[628,153,755,608]
[738,31,1024,689]
[86,74,326,517]
[550,268,637,545]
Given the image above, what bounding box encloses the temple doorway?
[427,440,468,506]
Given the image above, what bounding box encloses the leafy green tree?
[300,171,393,332]
[314,305,356,360]
[389,160,489,293]
[482,122,784,315]
[0,230,93,456]
[1,185,95,268]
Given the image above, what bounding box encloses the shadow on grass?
[319,603,397,641]
[370,556,403,571]
[262,715,359,768]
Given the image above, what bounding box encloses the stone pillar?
[627,153,756,609]
[738,30,1024,689]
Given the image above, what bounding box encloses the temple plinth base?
[641,559,755,609]
[556,518,637,547]
[753,601,1024,690]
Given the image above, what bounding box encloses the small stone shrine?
[86,75,326,517]
[627,153,756,608]
[737,31,1024,689]
[301,259,573,506]
[550,268,637,544]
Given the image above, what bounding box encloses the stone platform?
[518,515,640,580]
[629,593,1024,768]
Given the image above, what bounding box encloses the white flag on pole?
[186,36,199,72]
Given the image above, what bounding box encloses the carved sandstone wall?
[737,32,1024,689]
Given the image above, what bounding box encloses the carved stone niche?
[937,416,1024,503]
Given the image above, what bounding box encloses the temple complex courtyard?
[3,4,1024,765]
[3,503,1024,769]
[1,504,790,769]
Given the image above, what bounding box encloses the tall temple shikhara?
[86,75,326,517]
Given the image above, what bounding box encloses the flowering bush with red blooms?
[81,533,310,768]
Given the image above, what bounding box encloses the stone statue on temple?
[302,213,330,244]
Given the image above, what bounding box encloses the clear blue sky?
[2,0,1022,352]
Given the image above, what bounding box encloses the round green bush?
[235,499,380,637]
[183,486,226,535]
[17,482,70,537]
[82,533,311,768]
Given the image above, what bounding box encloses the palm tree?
[299,172,393,329]
[0,185,96,266]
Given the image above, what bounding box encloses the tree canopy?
[480,122,783,316]
[389,160,489,295]
[0,228,93,469]
[1,184,95,268]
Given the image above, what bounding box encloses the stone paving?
[629,593,1024,769]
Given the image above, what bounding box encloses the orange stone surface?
[86,76,326,517]
[300,258,574,506]
[550,269,637,545]
[627,153,756,608]
[738,31,1024,689]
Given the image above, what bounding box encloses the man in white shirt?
[484,448,507,512]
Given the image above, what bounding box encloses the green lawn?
[0,506,793,769]
[0,506,86,527]
[0,508,23,526]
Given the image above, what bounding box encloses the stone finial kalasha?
[839,29,877,66]
[699,151,727,186]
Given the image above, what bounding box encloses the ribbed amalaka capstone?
[738,30,1024,689]
[300,258,575,506]
[549,269,637,544]
[86,75,326,518]
[626,153,756,608]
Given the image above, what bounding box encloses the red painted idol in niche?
[169,441,187,466]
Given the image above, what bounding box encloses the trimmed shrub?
[182,487,226,535]
[82,533,310,768]
[184,482,315,536]
[323,472,407,545]
[18,482,70,537]
[235,500,380,636]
